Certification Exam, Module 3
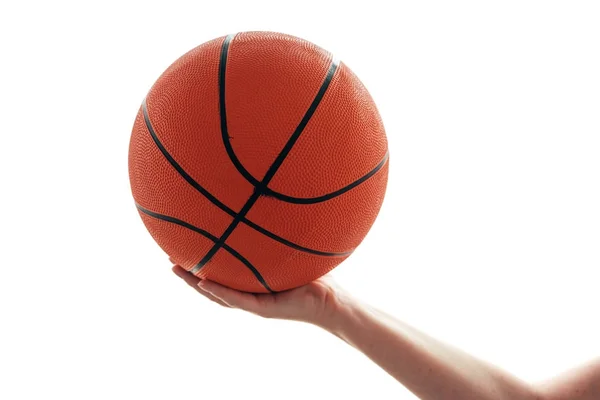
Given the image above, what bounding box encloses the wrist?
[313,288,363,336]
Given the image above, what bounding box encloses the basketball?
[128,32,389,293]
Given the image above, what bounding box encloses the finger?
[172,265,200,287]
[172,266,231,308]
[195,285,232,308]
[198,280,260,311]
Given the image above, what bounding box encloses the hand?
[171,265,347,327]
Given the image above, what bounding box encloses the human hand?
[172,265,348,327]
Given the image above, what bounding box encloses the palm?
[172,265,338,325]
[254,276,335,321]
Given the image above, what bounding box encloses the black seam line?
[240,218,352,257]
[135,203,274,293]
[260,58,339,187]
[142,99,234,217]
[136,203,219,241]
[220,34,262,188]
[220,35,341,190]
[192,46,340,273]
[142,97,350,257]
[191,188,260,273]
[219,45,385,205]
[263,151,389,204]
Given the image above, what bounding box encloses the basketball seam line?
[191,36,340,273]
[141,98,231,214]
[192,187,260,273]
[221,60,389,204]
[240,218,352,257]
[136,203,274,293]
[141,98,350,257]
[219,34,262,189]
[263,151,389,204]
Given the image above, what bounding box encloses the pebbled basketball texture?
[128,31,389,293]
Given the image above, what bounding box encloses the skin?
[172,265,599,400]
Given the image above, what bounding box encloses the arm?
[536,358,600,400]
[320,294,537,400]
[172,265,599,400]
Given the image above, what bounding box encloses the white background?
[1,1,599,399]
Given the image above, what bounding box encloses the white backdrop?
[1,1,599,399]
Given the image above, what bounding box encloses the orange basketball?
[128,32,389,293]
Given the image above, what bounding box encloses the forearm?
[536,358,600,400]
[181,268,599,400]
[317,295,538,400]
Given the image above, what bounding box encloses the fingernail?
[197,280,207,291]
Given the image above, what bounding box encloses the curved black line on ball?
[240,218,353,257]
[218,40,387,206]
[260,59,339,186]
[192,49,340,273]
[219,33,262,188]
[220,243,274,293]
[142,99,236,218]
[135,204,274,293]
[142,98,351,257]
[263,151,389,204]
[136,203,220,241]
[219,37,344,192]
[192,187,261,273]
